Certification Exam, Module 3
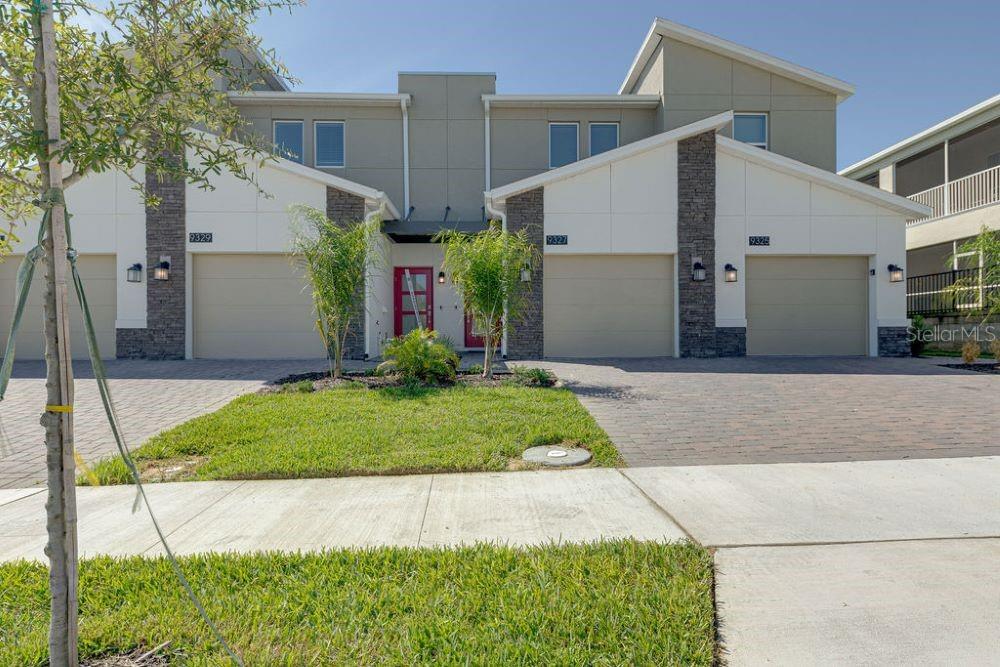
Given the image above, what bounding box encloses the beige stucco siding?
[192,254,325,359]
[746,256,869,356]
[543,255,674,358]
[0,255,116,359]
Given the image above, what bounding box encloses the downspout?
[484,98,491,192]
[401,98,411,214]
[484,193,508,357]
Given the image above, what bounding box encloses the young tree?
[948,225,1000,325]
[0,1,296,662]
[290,205,382,379]
[435,224,537,378]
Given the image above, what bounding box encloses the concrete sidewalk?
[2,456,998,664]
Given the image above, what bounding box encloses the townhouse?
[0,18,928,361]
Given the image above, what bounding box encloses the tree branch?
[0,51,30,96]
[0,169,35,191]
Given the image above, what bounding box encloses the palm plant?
[291,205,382,379]
[948,226,1000,326]
[435,223,537,378]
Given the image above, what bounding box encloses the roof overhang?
[482,94,660,109]
[717,136,931,218]
[486,111,733,206]
[839,92,1000,178]
[229,91,412,108]
[618,18,855,103]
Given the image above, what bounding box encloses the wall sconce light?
[724,263,738,283]
[888,264,904,283]
[126,263,143,283]
[153,257,170,281]
[692,259,707,282]
[520,265,532,282]
[437,271,446,284]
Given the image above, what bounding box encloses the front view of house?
[0,18,928,361]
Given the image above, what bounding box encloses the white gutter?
[482,93,660,109]
[228,91,411,107]
[484,193,509,357]
[483,98,491,192]
[401,97,411,214]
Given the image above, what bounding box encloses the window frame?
[273,119,305,164]
[314,120,346,169]
[548,122,580,169]
[733,112,768,149]
[588,122,620,157]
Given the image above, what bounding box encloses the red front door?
[465,311,485,349]
[394,267,434,336]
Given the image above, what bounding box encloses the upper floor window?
[549,123,579,169]
[734,113,768,149]
[315,121,346,168]
[273,120,304,163]
[589,123,619,157]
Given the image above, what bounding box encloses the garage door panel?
[544,255,673,358]
[747,256,868,356]
[194,254,325,359]
[0,255,115,359]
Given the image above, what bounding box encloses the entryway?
[394,266,434,336]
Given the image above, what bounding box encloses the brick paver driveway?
[0,359,328,488]
[536,357,1000,467]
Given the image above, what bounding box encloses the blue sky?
[252,0,1000,171]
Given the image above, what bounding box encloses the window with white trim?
[733,113,768,149]
[273,120,304,163]
[549,122,579,168]
[315,121,346,168]
[589,122,619,157]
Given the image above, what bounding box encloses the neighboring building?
[840,94,1000,320]
[0,18,927,361]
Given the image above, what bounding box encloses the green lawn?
[89,385,619,484]
[0,540,715,665]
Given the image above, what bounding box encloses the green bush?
[910,314,930,357]
[466,363,484,375]
[512,366,556,387]
[283,379,316,393]
[377,328,460,384]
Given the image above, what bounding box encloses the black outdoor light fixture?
[126,263,143,283]
[153,257,170,281]
[888,264,904,283]
[724,263,738,283]
[437,270,446,284]
[692,259,707,282]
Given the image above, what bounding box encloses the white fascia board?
[482,94,661,109]
[619,17,855,103]
[486,111,733,204]
[717,135,931,217]
[839,92,1000,178]
[229,91,412,107]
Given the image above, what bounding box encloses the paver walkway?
[531,357,1000,466]
[0,359,328,488]
[1,456,998,663]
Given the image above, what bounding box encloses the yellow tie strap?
[45,404,73,413]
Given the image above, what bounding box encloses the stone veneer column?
[505,188,544,359]
[677,131,720,357]
[326,186,367,360]
[878,326,911,357]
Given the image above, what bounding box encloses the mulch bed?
[941,362,1000,374]
[262,369,549,394]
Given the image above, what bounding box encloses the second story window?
[274,120,304,163]
[315,121,346,168]
[734,113,768,149]
[589,123,619,157]
[549,123,579,169]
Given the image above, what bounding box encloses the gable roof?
[717,136,930,217]
[839,92,1000,178]
[486,112,733,204]
[618,18,855,103]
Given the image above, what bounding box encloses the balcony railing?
[907,164,1000,224]
[907,266,999,317]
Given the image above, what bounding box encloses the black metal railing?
[907,266,999,316]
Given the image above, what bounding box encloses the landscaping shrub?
[909,314,929,356]
[961,339,981,363]
[377,328,460,384]
[512,366,556,387]
[991,339,1000,363]
[466,363,484,375]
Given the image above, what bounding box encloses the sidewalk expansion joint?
[614,468,700,544]
[415,475,435,548]
[711,534,1000,550]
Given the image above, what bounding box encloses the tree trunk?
[32,6,79,665]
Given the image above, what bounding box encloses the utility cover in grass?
[523,444,592,467]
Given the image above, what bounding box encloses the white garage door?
[0,254,116,360]
[544,255,674,358]
[747,256,868,356]
[193,254,326,359]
